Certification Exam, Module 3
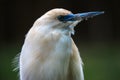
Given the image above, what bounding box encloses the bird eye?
[57,14,75,22]
[57,15,66,22]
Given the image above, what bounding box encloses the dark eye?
[57,14,75,22]
[57,15,66,22]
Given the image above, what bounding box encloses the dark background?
[0,0,120,80]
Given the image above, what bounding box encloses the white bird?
[17,8,104,80]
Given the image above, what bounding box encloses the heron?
[15,8,104,80]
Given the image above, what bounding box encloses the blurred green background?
[0,0,120,80]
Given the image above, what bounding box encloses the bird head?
[34,8,104,35]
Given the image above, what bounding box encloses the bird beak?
[58,11,104,22]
